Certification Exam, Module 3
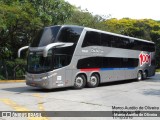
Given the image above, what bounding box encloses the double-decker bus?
[18,25,156,89]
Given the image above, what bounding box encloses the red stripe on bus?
[80,68,100,72]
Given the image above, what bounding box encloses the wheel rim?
[143,72,147,79]
[138,72,142,80]
[90,76,98,86]
[75,77,83,88]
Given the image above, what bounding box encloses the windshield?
[27,50,71,74]
[31,26,61,47]
[27,51,53,73]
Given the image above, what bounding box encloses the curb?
[0,80,25,83]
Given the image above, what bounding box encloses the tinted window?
[122,58,138,67]
[112,36,121,48]
[101,33,112,47]
[121,38,130,48]
[127,39,135,49]
[82,31,101,47]
[57,27,83,44]
[31,26,61,47]
[144,42,155,52]
[134,41,143,51]
[54,46,74,66]
[106,36,130,49]
[101,34,131,48]
[105,57,138,68]
[82,31,155,52]
[53,54,71,69]
[111,58,121,67]
[77,57,102,69]
[132,40,155,52]
[27,51,54,73]
[103,57,122,68]
[77,57,138,69]
[104,35,155,52]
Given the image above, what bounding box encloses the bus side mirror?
[43,43,61,57]
[18,46,29,58]
[43,43,74,57]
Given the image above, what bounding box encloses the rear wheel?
[74,74,86,89]
[137,71,143,81]
[87,74,100,88]
[143,71,148,80]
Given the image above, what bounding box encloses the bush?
[0,75,5,80]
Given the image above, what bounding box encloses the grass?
[156,69,160,72]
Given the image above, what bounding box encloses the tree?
[29,0,73,25]
[0,0,74,79]
[65,7,106,30]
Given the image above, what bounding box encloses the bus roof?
[54,25,155,44]
[84,27,155,44]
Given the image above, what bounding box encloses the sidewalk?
[0,80,25,83]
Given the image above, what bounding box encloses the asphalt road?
[0,73,160,120]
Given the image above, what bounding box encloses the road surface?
[0,73,160,120]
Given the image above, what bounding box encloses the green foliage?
[29,0,73,25]
[104,18,160,40]
[0,75,5,80]
[0,0,160,79]
[65,8,106,30]
[0,0,40,60]
[5,58,27,79]
[0,0,73,79]
[156,69,160,72]
[6,59,27,68]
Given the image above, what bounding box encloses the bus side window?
[82,31,101,47]
[77,57,102,69]
[101,33,112,47]
[57,27,83,44]
[53,55,69,69]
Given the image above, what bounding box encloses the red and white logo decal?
[139,52,151,66]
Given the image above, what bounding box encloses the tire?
[143,71,147,80]
[74,74,86,89]
[137,71,143,81]
[87,74,100,88]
